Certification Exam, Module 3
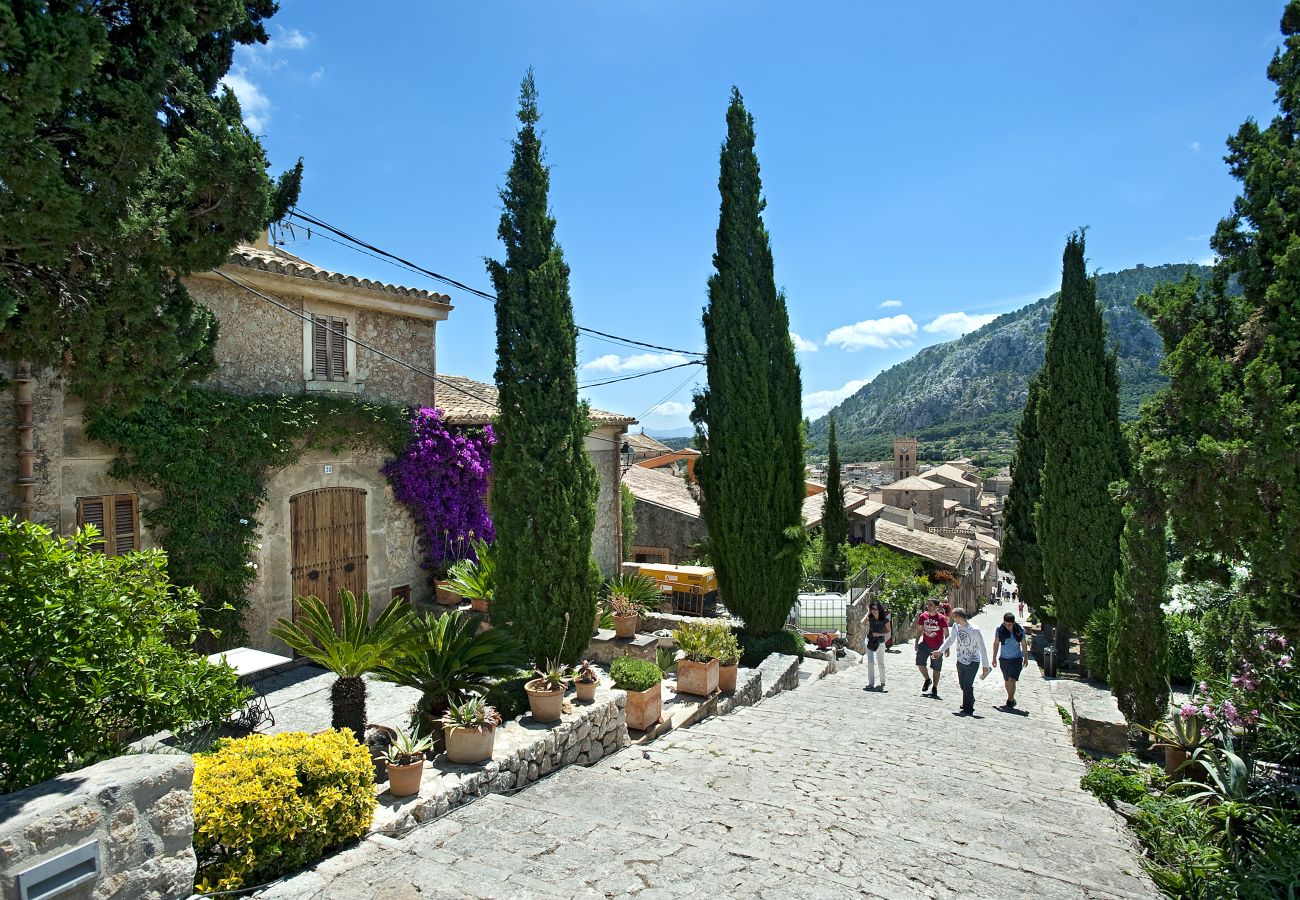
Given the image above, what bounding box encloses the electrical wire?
[576,360,702,389]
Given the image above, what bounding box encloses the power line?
[282,208,705,359]
[577,361,702,389]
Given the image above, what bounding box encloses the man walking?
[991,611,1029,709]
[914,599,949,699]
[932,608,990,716]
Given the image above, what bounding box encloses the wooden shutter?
[113,495,138,555]
[312,316,330,379]
[76,493,138,556]
[76,496,107,554]
[311,315,348,381]
[329,316,348,381]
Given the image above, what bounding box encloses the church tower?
[893,437,917,480]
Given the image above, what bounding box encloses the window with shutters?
[311,315,349,382]
[76,494,139,556]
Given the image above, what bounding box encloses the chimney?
[907,501,915,532]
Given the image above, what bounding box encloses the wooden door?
[290,488,368,628]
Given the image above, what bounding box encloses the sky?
[230,1,1287,432]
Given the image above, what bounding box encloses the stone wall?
[630,499,708,565]
[588,428,624,576]
[0,364,67,527]
[0,754,195,900]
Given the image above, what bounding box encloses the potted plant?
[434,574,460,606]
[610,594,639,639]
[444,539,495,615]
[379,726,432,797]
[524,661,570,723]
[574,660,600,702]
[1142,708,1211,779]
[673,621,720,697]
[611,656,663,732]
[713,627,741,693]
[441,696,503,764]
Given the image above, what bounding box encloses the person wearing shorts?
[991,611,1029,708]
[914,599,949,699]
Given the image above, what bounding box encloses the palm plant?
[270,590,417,741]
[444,539,495,603]
[602,572,662,614]
[378,610,524,731]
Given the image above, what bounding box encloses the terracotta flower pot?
[676,658,720,697]
[718,662,738,693]
[386,759,424,797]
[444,724,496,764]
[471,597,490,615]
[623,684,663,731]
[434,581,460,606]
[525,678,566,723]
[575,680,598,702]
[613,613,638,639]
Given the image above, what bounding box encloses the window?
[391,584,412,604]
[76,494,139,556]
[311,315,349,381]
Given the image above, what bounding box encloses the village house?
[880,475,948,526]
[621,463,707,564]
[918,462,984,510]
[0,238,634,651]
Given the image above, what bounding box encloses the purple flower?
[1221,699,1243,728]
[1201,703,1217,721]
[1248,708,1261,725]
[1179,703,1198,721]
[1280,654,1293,668]
[1231,672,1259,692]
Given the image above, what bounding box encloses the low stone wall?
[0,754,195,900]
[758,653,802,699]
[371,687,629,836]
[844,592,872,654]
[583,629,658,666]
[641,610,741,635]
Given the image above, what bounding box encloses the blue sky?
[229,1,1285,431]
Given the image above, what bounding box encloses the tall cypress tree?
[1036,232,1126,659]
[820,414,848,583]
[486,72,598,665]
[691,88,804,636]
[1109,474,1170,727]
[1001,375,1046,611]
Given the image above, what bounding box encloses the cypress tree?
[820,415,848,583]
[1109,476,1170,727]
[486,72,598,665]
[1001,376,1046,611]
[691,88,805,636]
[1035,232,1126,660]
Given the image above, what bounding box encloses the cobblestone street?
[261,605,1157,899]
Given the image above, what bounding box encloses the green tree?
[1108,477,1170,727]
[691,88,805,636]
[621,482,638,561]
[1134,3,1300,635]
[820,414,848,583]
[0,1,301,406]
[1036,232,1126,659]
[486,72,599,664]
[1001,375,1046,612]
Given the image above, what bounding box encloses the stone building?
[622,464,707,564]
[892,437,917,480]
[880,475,947,525]
[919,463,983,509]
[0,238,633,651]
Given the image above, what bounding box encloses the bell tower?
[893,437,917,480]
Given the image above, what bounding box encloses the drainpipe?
[14,361,35,521]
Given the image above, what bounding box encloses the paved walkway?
[260,605,1157,899]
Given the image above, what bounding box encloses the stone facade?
[630,496,708,564]
[0,754,195,900]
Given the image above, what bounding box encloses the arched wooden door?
[290,488,368,628]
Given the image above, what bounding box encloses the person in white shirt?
[931,608,990,716]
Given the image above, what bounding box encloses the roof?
[874,519,968,569]
[850,500,886,520]
[622,465,700,518]
[802,489,871,528]
[626,432,674,455]
[877,505,935,527]
[943,499,962,511]
[229,244,453,307]
[924,464,984,489]
[882,475,946,493]
[436,374,636,427]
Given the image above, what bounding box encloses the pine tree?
[486,72,598,665]
[820,414,848,583]
[1109,476,1170,727]
[1134,2,1300,635]
[691,88,805,636]
[1001,376,1046,611]
[1036,232,1126,658]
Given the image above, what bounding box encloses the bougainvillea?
[384,407,495,572]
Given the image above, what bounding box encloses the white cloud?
[276,27,311,51]
[824,314,917,351]
[220,27,313,133]
[922,311,999,337]
[1188,140,1202,154]
[790,332,818,353]
[221,70,272,132]
[310,66,325,83]
[582,352,689,374]
[879,299,903,308]
[803,378,871,420]
[646,400,693,419]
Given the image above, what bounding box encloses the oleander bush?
[610,656,662,693]
[193,730,376,892]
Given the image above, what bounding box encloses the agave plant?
[270,590,417,741]
[378,610,524,731]
[441,696,503,732]
[574,660,600,685]
[531,660,572,692]
[379,725,433,766]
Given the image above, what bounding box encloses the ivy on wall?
[88,388,409,643]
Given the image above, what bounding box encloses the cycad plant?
[444,539,495,605]
[270,590,416,741]
[378,610,524,732]
[602,572,661,615]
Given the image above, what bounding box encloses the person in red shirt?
[914,598,950,699]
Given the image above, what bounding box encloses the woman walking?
[863,600,891,692]
[991,611,1029,709]
[932,608,990,716]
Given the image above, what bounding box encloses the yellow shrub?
[193,729,376,892]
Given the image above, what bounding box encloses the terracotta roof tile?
[874,519,967,569]
[623,465,700,518]
[436,374,636,427]
[229,244,453,306]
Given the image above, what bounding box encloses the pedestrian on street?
[864,600,891,692]
[932,608,990,716]
[914,599,949,699]
[991,611,1029,709]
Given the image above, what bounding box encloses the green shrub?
[610,656,662,693]
[1083,605,1114,683]
[1080,754,1163,806]
[483,668,532,722]
[737,627,805,668]
[1166,612,1196,684]
[193,730,375,892]
[0,518,247,795]
[1191,596,1258,682]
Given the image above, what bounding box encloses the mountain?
[808,263,1215,464]
[643,426,695,440]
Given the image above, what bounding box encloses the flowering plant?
[383,407,495,574]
